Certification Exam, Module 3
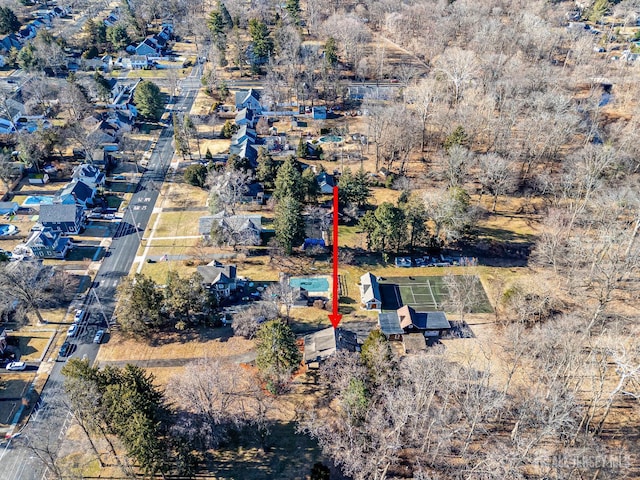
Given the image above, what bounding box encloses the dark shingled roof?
[39,204,81,223]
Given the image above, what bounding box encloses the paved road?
[0,67,202,480]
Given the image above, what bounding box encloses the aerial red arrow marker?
[328,186,342,329]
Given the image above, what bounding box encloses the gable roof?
[235,89,261,107]
[303,326,360,363]
[232,124,257,142]
[304,327,336,363]
[72,164,105,183]
[38,204,81,223]
[360,272,381,304]
[397,305,450,331]
[57,180,94,203]
[199,214,262,235]
[317,172,336,188]
[229,139,259,165]
[196,261,237,285]
[25,227,70,252]
[235,107,255,123]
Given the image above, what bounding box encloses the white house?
[359,272,382,311]
[71,164,106,190]
[235,89,262,112]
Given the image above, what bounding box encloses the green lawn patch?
[379,275,492,313]
[105,195,123,209]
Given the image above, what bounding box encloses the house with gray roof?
[38,204,85,234]
[229,138,259,167]
[235,108,256,127]
[303,326,360,367]
[231,124,257,146]
[197,260,237,298]
[199,213,262,245]
[378,305,451,343]
[359,272,382,311]
[234,89,262,112]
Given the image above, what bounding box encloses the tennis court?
[379,276,491,313]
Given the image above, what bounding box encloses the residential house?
[303,326,360,366]
[197,260,237,298]
[55,180,95,207]
[71,164,106,190]
[316,172,335,195]
[157,25,172,42]
[235,108,256,127]
[235,89,262,113]
[23,227,71,259]
[242,182,265,204]
[312,106,327,120]
[0,117,15,134]
[359,272,382,311]
[0,34,22,53]
[198,213,262,244]
[231,124,257,146]
[103,13,119,27]
[18,24,37,41]
[378,305,451,343]
[120,55,151,69]
[229,139,259,167]
[108,79,141,111]
[135,38,161,57]
[38,204,85,234]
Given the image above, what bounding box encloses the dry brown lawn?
[154,210,204,237]
[11,330,54,361]
[96,329,255,386]
[161,181,209,209]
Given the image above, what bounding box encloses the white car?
[6,361,26,371]
[67,324,78,337]
[73,309,85,323]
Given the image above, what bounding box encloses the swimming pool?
[289,276,330,293]
[22,195,54,208]
[0,224,17,236]
[318,135,343,143]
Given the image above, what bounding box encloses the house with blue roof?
[55,180,95,208]
[316,172,335,194]
[24,227,71,259]
[135,38,161,56]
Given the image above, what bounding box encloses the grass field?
[379,275,492,313]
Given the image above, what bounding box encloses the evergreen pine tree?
[274,195,305,254]
[274,156,303,201]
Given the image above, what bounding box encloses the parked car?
[67,324,78,337]
[73,309,85,323]
[58,342,71,357]
[93,330,105,344]
[6,361,26,371]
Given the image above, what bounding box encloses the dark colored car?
[58,342,71,358]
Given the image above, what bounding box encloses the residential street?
[0,66,201,480]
